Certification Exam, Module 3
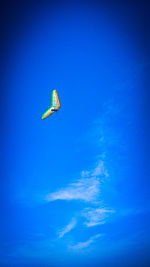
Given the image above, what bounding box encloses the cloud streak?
[46,160,109,204]
[46,177,100,203]
[69,234,102,250]
[91,161,109,178]
[81,160,108,178]
[83,207,115,227]
[58,218,77,238]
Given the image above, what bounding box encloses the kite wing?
[42,90,61,120]
[52,90,61,109]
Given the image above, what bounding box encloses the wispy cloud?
[46,159,109,204]
[69,234,102,250]
[46,177,100,203]
[83,207,115,227]
[91,161,109,178]
[81,160,108,178]
[58,218,77,238]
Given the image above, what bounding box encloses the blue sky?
[1,1,150,266]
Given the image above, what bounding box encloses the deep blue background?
[1,1,150,266]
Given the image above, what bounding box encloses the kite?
[42,90,61,120]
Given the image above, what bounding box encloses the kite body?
[42,90,61,120]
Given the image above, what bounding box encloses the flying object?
[42,90,61,120]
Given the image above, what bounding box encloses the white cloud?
[83,207,115,227]
[58,218,77,239]
[46,159,109,204]
[91,161,109,177]
[82,160,109,178]
[69,234,102,250]
[46,177,100,203]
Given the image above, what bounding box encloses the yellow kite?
[42,90,61,120]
